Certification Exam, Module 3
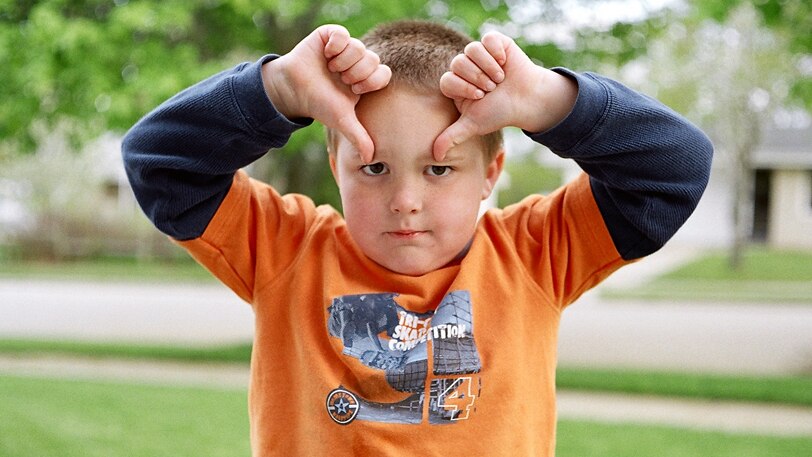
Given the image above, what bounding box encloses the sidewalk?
[1,355,810,437]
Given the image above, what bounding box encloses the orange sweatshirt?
[179,169,627,456]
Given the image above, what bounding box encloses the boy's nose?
[389,181,422,215]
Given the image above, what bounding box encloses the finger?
[351,64,392,94]
[450,54,497,92]
[319,25,351,59]
[336,113,375,163]
[433,115,479,161]
[464,41,504,84]
[328,38,366,73]
[340,50,380,85]
[481,31,510,72]
[439,72,485,101]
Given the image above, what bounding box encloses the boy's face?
[330,87,503,276]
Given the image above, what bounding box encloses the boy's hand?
[262,25,391,163]
[433,31,577,160]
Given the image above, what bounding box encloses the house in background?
[638,124,812,250]
[751,126,812,249]
[505,124,812,251]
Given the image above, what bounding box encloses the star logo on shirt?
[334,397,350,415]
[326,388,360,425]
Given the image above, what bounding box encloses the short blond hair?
[326,20,503,160]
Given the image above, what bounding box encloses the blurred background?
[0,1,810,456]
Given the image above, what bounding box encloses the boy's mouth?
[386,230,427,239]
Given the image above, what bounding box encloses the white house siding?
[769,169,812,249]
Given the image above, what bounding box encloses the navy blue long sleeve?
[121,55,311,240]
[529,69,713,259]
[122,58,712,258]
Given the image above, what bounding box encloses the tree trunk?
[729,151,752,270]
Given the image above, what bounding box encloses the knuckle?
[481,31,501,43]
[349,38,365,51]
[365,50,380,65]
[341,72,354,85]
[450,54,467,68]
[479,73,493,86]
[464,41,482,53]
[351,81,367,94]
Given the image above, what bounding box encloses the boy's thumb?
[433,116,478,161]
[336,113,374,163]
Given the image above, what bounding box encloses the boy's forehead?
[356,86,455,127]
[350,87,484,161]
[335,134,480,164]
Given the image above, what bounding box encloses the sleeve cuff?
[231,54,314,141]
[525,68,610,156]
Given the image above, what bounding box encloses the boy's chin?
[370,255,448,277]
[380,260,437,277]
[369,251,463,277]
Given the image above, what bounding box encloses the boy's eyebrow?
[435,149,467,163]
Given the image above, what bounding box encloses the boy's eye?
[361,162,388,176]
[426,165,452,177]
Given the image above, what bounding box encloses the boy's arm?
[122,25,390,240]
[121,55,309,240]
[436,32,713,260]
[526,69,713,259]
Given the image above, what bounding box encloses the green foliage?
[2,0,808,152]
[685,0,811,110]
[692,0,810,53]
[2,0,808,249]
[0,0,512,154]
[0,0,521,213]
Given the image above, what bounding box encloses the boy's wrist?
[261,56,307,121]
[519,67,578,134]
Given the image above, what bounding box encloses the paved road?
[1,277,811,376]
[558,291,812,376]
[0,279,253,344]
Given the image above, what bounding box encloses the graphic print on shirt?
[325,290,482,425]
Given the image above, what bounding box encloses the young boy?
[123,20,712,456]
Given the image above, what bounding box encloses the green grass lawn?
[0,256,214,283]
[0,375,249,457]
[556,420,812,457]
[0,339,253,364]
[2,339,811,407]
[1,375,809,457]
[604,247,812,303]
[556,366,812,407]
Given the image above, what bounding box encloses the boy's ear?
[481,149,505,200]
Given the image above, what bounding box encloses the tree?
[628,2,801,268]
[1,0,523,208]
